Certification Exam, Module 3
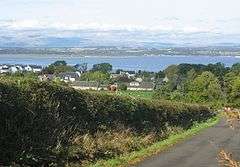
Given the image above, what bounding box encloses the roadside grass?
[87,116,220,167]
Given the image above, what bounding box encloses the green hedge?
[0,81,215,166]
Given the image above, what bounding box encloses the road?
[135,119,240,167]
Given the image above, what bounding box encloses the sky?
[0,0,240,47]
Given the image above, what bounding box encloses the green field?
[86,90,154,100]
[116,90,154,99]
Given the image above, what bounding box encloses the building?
[129,81,140,87]
[57,72,81,82]
[30,65,43,73]
[71,81,106,90]
[110,73,121,79]
[0,65,10,73]
[119,70,136,78]
[24,65,33,72]
[127,81,154,91]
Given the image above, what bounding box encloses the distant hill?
[0,46,240,56]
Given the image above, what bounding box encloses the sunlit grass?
[88,117,219,167]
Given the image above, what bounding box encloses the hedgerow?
[0,80,215,166]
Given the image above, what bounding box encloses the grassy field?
[88,117,220,167]
[85,90,154,100]
[116,90,154,99]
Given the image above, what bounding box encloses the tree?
[206,63,229,82]
[164,65,179,80]
[116,69,123,74]
[224,72,240,106]
[231,63,240,74]
[118,83,128,91]
[81,71,110,90]
[42,61,76,74]
[229,77,240,106]
[186,71,223,102]
[92,63,112,73]
[155,71,165,79]
[177,63,207,77]
[52,60,67,66]
[181,69,197,93]
[186,69,197,81]
[154,83,172,100]
[74,63,88,72]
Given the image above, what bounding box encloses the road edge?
[88,117,220,167]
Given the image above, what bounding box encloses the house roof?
[121,70,136,74]
[126,82,154,89]
[58,72,80,78]
[29,65,43,69]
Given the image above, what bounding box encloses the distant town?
[0,62,167,91]
[1,46,240,57]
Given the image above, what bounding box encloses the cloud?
[1,19,217,34]
[0,18,240,47]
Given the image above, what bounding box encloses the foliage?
[225,75,240,107]
[118,83,127,91]
[90,117,219,167]
[154,83,172,100]
[92,63,112,73]
[218,150,240,167]
[52,60,67,66]
[154,62,238,108]
[155,70,165,79]
[186,71,223,103]
[136,70,155,81]
[81,71,110,89]
[0,80,215,166]
[74,63,88,72]
[231,63,240,74]
[164,65,179,80]
[42,61,76,74]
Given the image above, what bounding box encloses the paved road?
[135,119,240,167]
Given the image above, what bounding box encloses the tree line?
[154,63,240,108]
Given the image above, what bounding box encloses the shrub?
[0,80,215,166]
[118,83,128,91]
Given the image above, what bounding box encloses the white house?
[58,72,81,82]
[24,65,33,72]
[15,65,23,71]
[30,65,43,73]
[127,82,154,91]
[135,77,143,83]
[120,70,136,78]
[0,65,10,73]
[129,81,140,87]
[10,66,18,73]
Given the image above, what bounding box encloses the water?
[0,54,239,72]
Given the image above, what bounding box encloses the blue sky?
[0,0,240,47]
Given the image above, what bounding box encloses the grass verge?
[88,116,220,167]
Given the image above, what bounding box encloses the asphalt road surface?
[135,119,240,167]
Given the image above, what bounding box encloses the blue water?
[0,54,239,72]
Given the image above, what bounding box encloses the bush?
[0,80,215,166]
[118,83,128,91]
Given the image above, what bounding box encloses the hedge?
[0,81,215,166]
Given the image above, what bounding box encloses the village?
[0,62,169,91]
